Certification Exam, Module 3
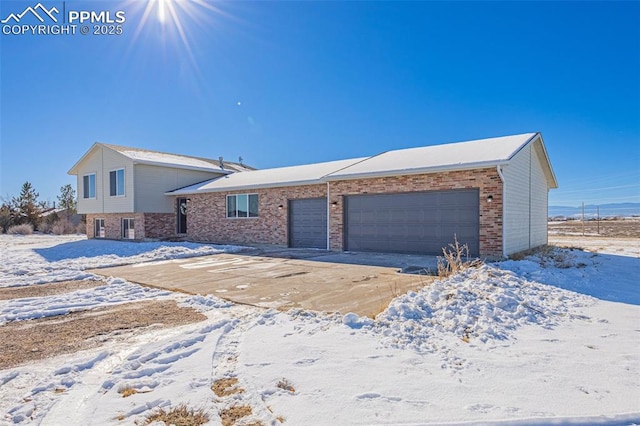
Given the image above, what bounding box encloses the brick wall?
[185,168,503,257]
[85,213,144,239]
[144,213,176,239]
[187,185,326,246]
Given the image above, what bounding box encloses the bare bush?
[39,221,53,234]
[52,218,76,235]
[7,224,34,235]
[437,236,483,278]
[76,221,87,234]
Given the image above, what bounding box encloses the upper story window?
[227,194,258,218]
[109,169,125,197]
[83,173,96,199]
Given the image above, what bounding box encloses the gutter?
[323,160,510,182]
[165,178,330,196]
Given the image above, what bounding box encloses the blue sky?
[1,0,638,207]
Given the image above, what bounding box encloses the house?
[70,133,557,258]
[68,143,252,240]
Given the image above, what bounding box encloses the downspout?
[326,182,330,250]
[496,165,506,258]
[529,147,533,249]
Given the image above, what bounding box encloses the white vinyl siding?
[100,148,134,213]
[134,164,222,213]
[530,142,549,248]
[76,150,104,214]
[502,139,550,256]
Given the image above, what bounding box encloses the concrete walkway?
[92,250,437,318]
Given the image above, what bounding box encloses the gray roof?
[168,132,557,195]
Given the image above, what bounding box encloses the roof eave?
[131,159,233,174]
[166,178,326,195]
[324,160,509,181]
[68,142,103,175]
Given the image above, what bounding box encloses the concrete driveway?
[92,249,437,318]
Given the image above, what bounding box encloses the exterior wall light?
[331,201,338,208]
[487,195,493,203]
[278,204,284,210]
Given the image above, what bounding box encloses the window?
[227,194,258,218]
[110,168,125,196]
[94,218,105,238]
[83,173,96,199]
[122,218,135,239]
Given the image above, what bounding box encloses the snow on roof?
[325,133,538,180]
[168,158,367,194]
[167,133,551,194]
[103,144,252,173]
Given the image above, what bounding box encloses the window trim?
[83,173,96,199]
[109,168,126,197]
[226,193,259,219]
[94,218,105,238]
[122,218,135,239]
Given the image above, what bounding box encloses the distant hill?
[549,202,640,218]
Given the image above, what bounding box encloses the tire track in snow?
[210,310,280,425]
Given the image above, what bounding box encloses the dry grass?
[276,378,295,393]
[437,236,483,278]
[0,279,104,300]
[144,404,208,425]
[212,377,244,397]
[219,405,253,426]
[549,218,640,238]
[0,300,206,369]
[119,386,138,398]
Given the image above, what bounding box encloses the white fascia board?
[131,159,232,174]
[323,160,510,181]
[165,178,325,196]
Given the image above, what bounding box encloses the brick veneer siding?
[327,168,503,257]
[85,213,177,240]
[144,213,176,239]
[185,167,503,257]
[187,185,327,246]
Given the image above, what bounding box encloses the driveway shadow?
[240,247,440,274]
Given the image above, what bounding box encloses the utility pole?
[597,205,600,235]
[582,202,585,237]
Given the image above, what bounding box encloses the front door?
[177,198,187,234]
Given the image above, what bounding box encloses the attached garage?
[167,132,557,258]
[289,198,327,249]
[344,189,479,256]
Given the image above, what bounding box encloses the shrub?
[437,236,482,278]
[7,224,34,235]
[52,218,76,235]
[39,221,53,234]
[76,221,87,235]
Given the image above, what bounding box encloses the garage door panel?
[345,190,479,256]
[289,198,327,249]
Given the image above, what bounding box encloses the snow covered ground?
[0,234,638,425]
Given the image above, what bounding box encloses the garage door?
[289,198,327,249]
[344,189,479,256]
